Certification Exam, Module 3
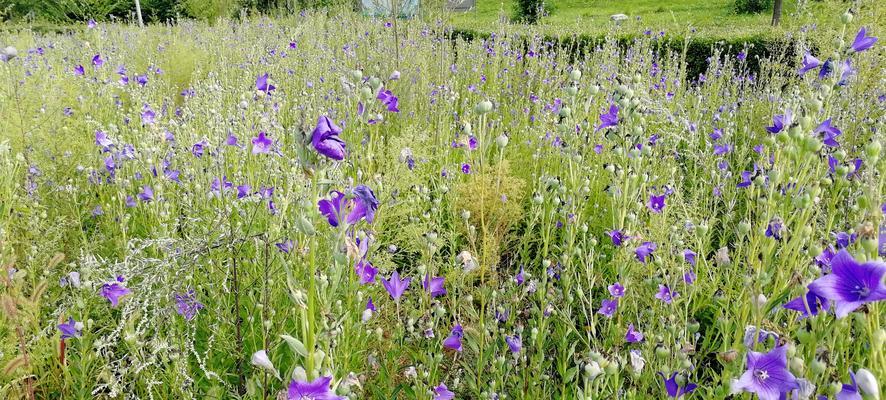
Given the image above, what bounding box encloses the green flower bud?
[841,12,853,24]
[809,359,827,376]
[789,357,806,375]
[570,69,582,81]
[559,106,572,117]
[496,134,509,148]
[349,69,363,81]
[566,86,578,96]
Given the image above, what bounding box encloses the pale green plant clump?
[0,5,884,400]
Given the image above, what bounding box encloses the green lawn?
[448,0,883,38]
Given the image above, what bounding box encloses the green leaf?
[281,335,308,358]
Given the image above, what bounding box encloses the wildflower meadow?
[0,4,884,400]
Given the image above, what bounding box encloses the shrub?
[511,0,547,24]
[733,0,772,14]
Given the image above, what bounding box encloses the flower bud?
[855,369,880,399]
[809,359,826,376]
[496,134,509,148]
[570,69,582,81]
[350,69,363,81]
[476,100,493,114]
[841,12,853,24]
[566,86,578,96]
[2,46,17,61]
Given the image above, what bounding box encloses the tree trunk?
[134,0,144,27]
[771,0,782,26]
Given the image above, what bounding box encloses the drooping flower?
[635,241,657,264]
[505,335,522,354]
[733,346,799,400]
[318,191,348,227]
[311,116,346,160]
[251,131,273,154]
[807,249,886,318]
[381,271,410,301]
[422,275,447,297]
[355,260,378,284]
[443,324,463,352]
[598,298,618,318]
[648,193,666,213]
[434,383,455,400]
[798,52,821,75]
[850,27,878,53]
[658,372,698,398]
[174,289,204,321]
[287,376,344,400]
[655,284,676,304]
[377,89,400,112]
[362,298,376,322]
[251,350,279,378]
[255,73,275,95]
[814,119,842,147]
[609,282,625,297]
[58,317,82,339]
[100,281,131,307]
[514,266,525,285]
[345,185,379,224]
[625,324,644,343]
[595,103,619,132]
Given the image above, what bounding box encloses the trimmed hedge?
[450,28,794,80]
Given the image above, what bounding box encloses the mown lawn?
[448,0,884,39]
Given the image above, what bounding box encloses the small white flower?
[68,271,81,288]
[361,308,373,323]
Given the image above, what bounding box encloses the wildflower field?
[0,5,885,400]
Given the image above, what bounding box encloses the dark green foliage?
[450,28,793,81]
[733,0,772,14]
[512,0,546,24]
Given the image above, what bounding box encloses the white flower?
[629,349,645,372]
[584,361,602,380]
[68,272,81,288]
[251,350,279,379]
[361,308,373,323]
[855,369,880,400]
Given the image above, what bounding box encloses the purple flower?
[311,116,346,160]
[381,271,410,301]
[798,52,820,75]
[355,260,377,284]
[836,370,862,400]
[765,218,784,241]
[515,266,525,285]
[648,193,666,213]
[783,289,830,319]
[138,185,154,202]
[95,131,114,148]
[92,54,103,67]
[276,240,294,254]
[377,89,400,112]
[595,103,619,132]
[287,376,344,400]
[174,289,204,321]
[814,119,842,147]
[505,335,522,354]
[598,298,618,318]
[251,131,273,154]
[100,282,131,307]
[807,249,886,318]
[461,163,471,174]
[318,191,348,227]
[345,185,379,224]
[684,269,696,285]
[625,324,644,343]
[256,73,275,94]
[733,346,799,400]
[74,65,84,76]
[655,284,676,304]
[609,282,625,297]
[850,27,877,53]
[136,74,148,87]
[423,275,447,297]
[443,324,463,352]
[87,19,97,28]
[635,241,657,264]
[659,372,697,398]
[226,133,240,147]
[58,317,81,339]
[141,105,156,125]
[683,249,697,267]
[607,229,626,247]
[766,110,792,134]
[737,170,754,188]
[833,231,856,249]
[434,383,455,400]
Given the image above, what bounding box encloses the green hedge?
[450,28,794,80]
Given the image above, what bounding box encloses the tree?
[771,0,782,26]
